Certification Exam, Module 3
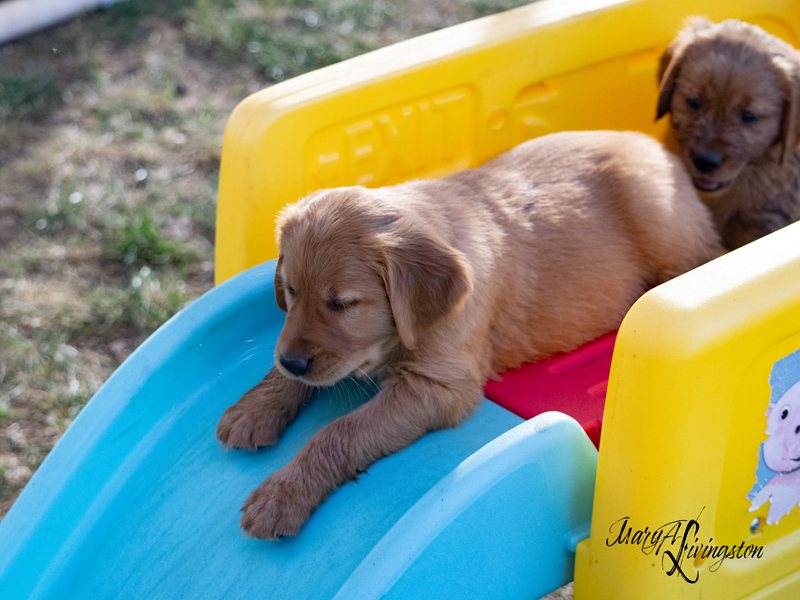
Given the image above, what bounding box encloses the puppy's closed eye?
[325,296,359,312]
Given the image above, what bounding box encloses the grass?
[104,213,197,269]
[0,67,62,118]
[185,0,394,80]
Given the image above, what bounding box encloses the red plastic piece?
[484,332,617,449]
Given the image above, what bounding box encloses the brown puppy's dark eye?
[741,110,758,124]
[287,285,296,296]
[686,97,701,110]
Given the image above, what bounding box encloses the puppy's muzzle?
[691,149,724,174]
[279,352,312,377]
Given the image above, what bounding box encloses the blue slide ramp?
[0,260,597,600]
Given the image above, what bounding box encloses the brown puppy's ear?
[773,55,800,165]
[657,42,688,120]
[656,17,714,120]
[381,228,472,350]
[274,255,288,312]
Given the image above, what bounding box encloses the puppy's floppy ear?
[274,255,288,312]
[773,54,800,165]
[656,17,714,120]
[274,207,296,313]
[656,43,687,120]
[380,227,472,350]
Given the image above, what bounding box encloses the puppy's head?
[272,187,471,387]
[657,18,800,195]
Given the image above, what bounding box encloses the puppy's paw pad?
[240,478,312,540]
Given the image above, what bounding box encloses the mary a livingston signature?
[605,509,764,583]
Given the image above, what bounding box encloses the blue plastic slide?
[0,260,597,600]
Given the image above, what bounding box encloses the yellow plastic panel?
[215,0,800,283]
[574,221,800,599]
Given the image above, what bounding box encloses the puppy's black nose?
[279,353,311,377]
[691,149,724,174]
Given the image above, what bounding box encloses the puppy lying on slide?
[657,17,800,249]
[217,130,722,539]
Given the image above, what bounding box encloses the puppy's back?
[439,130,722,368]
[492,130,722,281]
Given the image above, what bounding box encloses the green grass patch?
[185,0,535,80]
[0,324,93,425]
[29,190,88,239]
[87,0,197,43]
[468,0,532,17]
[104,213,197,270]
[0,68,62,118]
[86,269,194,333]
[185,0,394,80]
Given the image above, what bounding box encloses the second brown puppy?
[658,17,800,249]
[217,130,723,539]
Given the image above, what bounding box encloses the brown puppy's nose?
[691,149,724,174]
[279,353,311,376]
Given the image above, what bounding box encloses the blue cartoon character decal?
[750,347,800,525]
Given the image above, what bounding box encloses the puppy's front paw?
[217,367,312,450]
[216,394,284,450]
[240,473,315,539]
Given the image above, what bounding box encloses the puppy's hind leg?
[216,366,314,450]
[239,373,482,539]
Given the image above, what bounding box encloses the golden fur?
[657,17,800,249]
[216,130,722,539]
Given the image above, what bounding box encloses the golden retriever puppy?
[657,17,800,249]
[216,130,722,539]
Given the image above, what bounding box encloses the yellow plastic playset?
[215,0,800,598]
